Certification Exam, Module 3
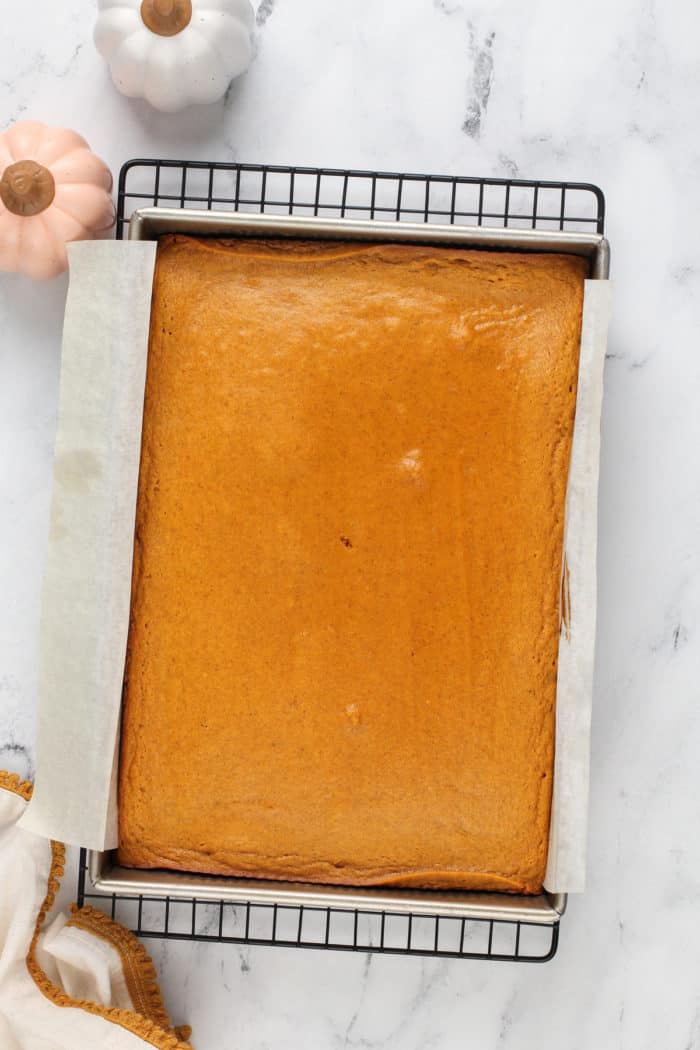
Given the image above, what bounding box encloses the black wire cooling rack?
[77,852,561,963]
[76,158,606,965]
[114,158,604,238]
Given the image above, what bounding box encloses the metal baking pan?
[88,207,610,928]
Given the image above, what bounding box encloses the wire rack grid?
[77,854,560,964]
[115,158,604,238]
[77,158,605,964]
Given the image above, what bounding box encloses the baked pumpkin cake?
[117,234,587,894]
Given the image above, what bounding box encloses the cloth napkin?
[0,771,193,1050]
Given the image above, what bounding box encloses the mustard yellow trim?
[0,773,193,1049]
[25,840,193,1050]
[67,905,191,1043]
[0,769,33,801]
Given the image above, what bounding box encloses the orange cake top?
[118,235,587,894]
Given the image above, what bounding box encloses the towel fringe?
[67,904,186,1037]
[0,773,194,1049]
[26,840,194,1049]
[0,769,34,800]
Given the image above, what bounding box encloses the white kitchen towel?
[0,771,192,1050]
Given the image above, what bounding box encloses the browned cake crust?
[118,235,587,894]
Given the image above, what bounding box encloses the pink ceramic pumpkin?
[0,121,115,280]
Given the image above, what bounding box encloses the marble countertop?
[2,1,700,1047]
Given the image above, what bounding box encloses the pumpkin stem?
[140,0,192,35]
[0,160,56,218]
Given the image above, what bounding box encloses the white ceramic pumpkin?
[94,0,255,112]
[0,121,115,280]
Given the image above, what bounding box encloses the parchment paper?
[21,244,612,892]
[18,241,157,851]
[544,280,613,893]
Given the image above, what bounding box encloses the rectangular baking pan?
[88,206,610,928]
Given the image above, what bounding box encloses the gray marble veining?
[2,0,700,1047]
